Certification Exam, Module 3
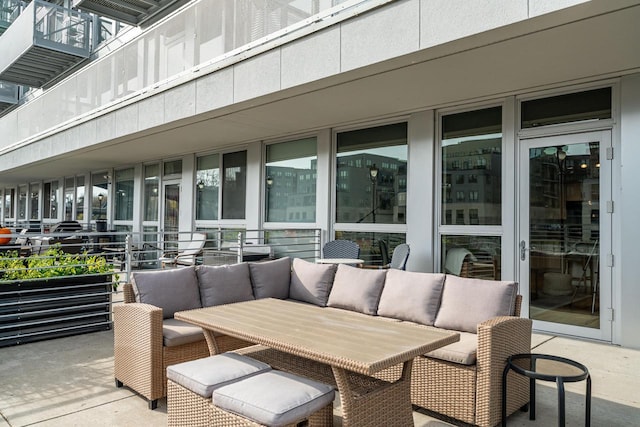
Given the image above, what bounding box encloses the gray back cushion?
[289,258,337,306]
[434,275,519,333]
[249,257,291,299]
[377,270,445,325]
[327,265,386,315]
[131,267,201,319]
[197,263,255,307]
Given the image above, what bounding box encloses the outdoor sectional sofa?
[113,257,531,426]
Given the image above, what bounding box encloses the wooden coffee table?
[176,298,459,427]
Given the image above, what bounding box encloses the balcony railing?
[0,0,91,87]
[0,80,18,111]
[0,0,23,36]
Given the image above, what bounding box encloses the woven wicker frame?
[167,379,334,427]
[114,283,251,406]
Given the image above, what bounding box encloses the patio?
[0,328,638,427]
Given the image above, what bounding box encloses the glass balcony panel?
[0,81,18,110]
[0,0,24,36]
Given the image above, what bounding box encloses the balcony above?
[0,0,23,36]
[0,81,18,112]
[74,0,187,26]
[0,0,91,88]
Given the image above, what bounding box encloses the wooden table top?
[175,298,459,375]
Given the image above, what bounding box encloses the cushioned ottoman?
[212,370,335,427]
[167,352,271,426]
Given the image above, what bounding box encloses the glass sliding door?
[519,131,611,341]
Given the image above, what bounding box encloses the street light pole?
[369,164,379,223]
[266,176,273,222]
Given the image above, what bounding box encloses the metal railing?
[0,227,322,347]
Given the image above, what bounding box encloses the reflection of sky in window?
[442,133,502,147]
[267,156,316,169]
[337,146,407,161]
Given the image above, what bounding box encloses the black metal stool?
[502,353,591,427]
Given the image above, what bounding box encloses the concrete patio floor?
[0,330,638,426]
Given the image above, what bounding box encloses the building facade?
[1,0,639,348]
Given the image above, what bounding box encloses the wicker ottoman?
[167,352,271,426]
[212,370,335,427]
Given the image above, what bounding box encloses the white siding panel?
[195,67,234,114]
[115,104,139,138]
[164,81,196,123]
[138,94,166,130]
[529,0,589,17]
[96,112,116,143]
[419,0,528,48]
[233,50,281,103]
[281,27,341,89]
[341,0,419,72]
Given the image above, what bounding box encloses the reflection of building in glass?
[336,153,407,224]
[442,138,501,225]
[266,160,317,223]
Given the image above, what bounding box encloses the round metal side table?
[502,353,591,427]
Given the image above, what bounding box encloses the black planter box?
[0,275,112,347]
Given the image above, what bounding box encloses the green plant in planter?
[0,246,118,289]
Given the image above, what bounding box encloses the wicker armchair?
[113,283,249,409]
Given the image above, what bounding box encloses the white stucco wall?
[618,73,640,349]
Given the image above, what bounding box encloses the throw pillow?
[249,257,291,299]
[327,265,386,315]
[131,266,201,319]
[289,258,337,306]
[197,263,255,307]
[434,275,518,333]
[377,270,445,325]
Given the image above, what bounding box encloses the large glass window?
[521,87,611,129]
[114,168,134,221]
[17,185,27,220]
[442,107,502,225]
[64,177,74,220]
[144,164,159,221]
[265,138,317,223]
[43,181,60,220]
[335,231,407,266]
[4,188,14,220]
[336,123,407,224]
[222,151,247,220]
[91,173,108,221]
[76,176,85,221]
[442,235,501,280]
[29,183,39,220]
[196,154,220,221]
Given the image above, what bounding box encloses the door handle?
[520,240,527,261]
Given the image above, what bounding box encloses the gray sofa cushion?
[131,267,201,319]
[289,258,337,307]
[377,270,445,325]
[213,370,335,426]
[425,330,478,365]
[327,265,386,315]
[162,318,205,347]
[197,263,255,307]
[167,353,271,398]
[434,275,519,333]
[249,257,291,299]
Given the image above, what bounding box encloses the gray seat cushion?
[167,353,271,398]
[131,267,201,319]
[249,257,291,299]
[289,258,337,307]
[424,330,477,365]
[197,263,255,307]
[213,370,335,426]
[434,275,519,333]
[162,318,206,347]
[377,270,445,325]
[327,265,386,315]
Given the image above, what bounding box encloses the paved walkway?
[0,331,638,426]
